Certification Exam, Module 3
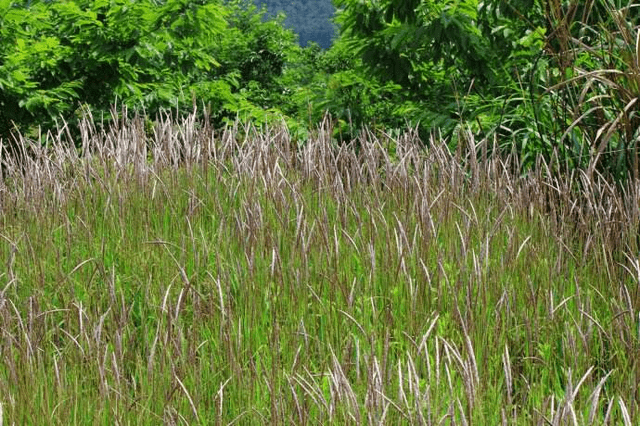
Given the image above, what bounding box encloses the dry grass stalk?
[0,109,638,423]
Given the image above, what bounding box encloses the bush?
[0,0,304,144]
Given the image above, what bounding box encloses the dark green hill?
[254,0,336,48]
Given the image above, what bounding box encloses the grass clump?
[0,112,639,425]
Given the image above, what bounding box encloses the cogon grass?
[0,110,638,424]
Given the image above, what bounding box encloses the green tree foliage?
[332,0,548,147]
[301,39,408,141]
[332,0,640,181]
[334,0,497,90]
[4,0,640,182]
[221,1,299,112]
[0,0,303,142]
[270,36,411,143]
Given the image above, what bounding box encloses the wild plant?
[0,111,638,424]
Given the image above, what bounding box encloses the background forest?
[2,0,640,182]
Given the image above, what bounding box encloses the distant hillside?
[254,0,337,48]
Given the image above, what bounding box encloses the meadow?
[0,110,639,425]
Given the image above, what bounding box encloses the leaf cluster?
[331,0,640,182]
[0,0,306,142]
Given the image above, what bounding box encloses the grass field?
[0,112,639,425]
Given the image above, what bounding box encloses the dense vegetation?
[0,113,638,424]
[0,0,304,136]
[1,0,640,423]
[2,0,640,182]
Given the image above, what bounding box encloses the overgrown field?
[0,112,639,425]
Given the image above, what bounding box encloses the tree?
[332,0,640,182]
[0,0,305,143]
[331,0,549,151]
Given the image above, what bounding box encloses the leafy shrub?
[0,0,305,145]
[330,0,640,182]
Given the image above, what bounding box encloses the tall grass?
[540,0,640,183]
[0,110,639,424]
